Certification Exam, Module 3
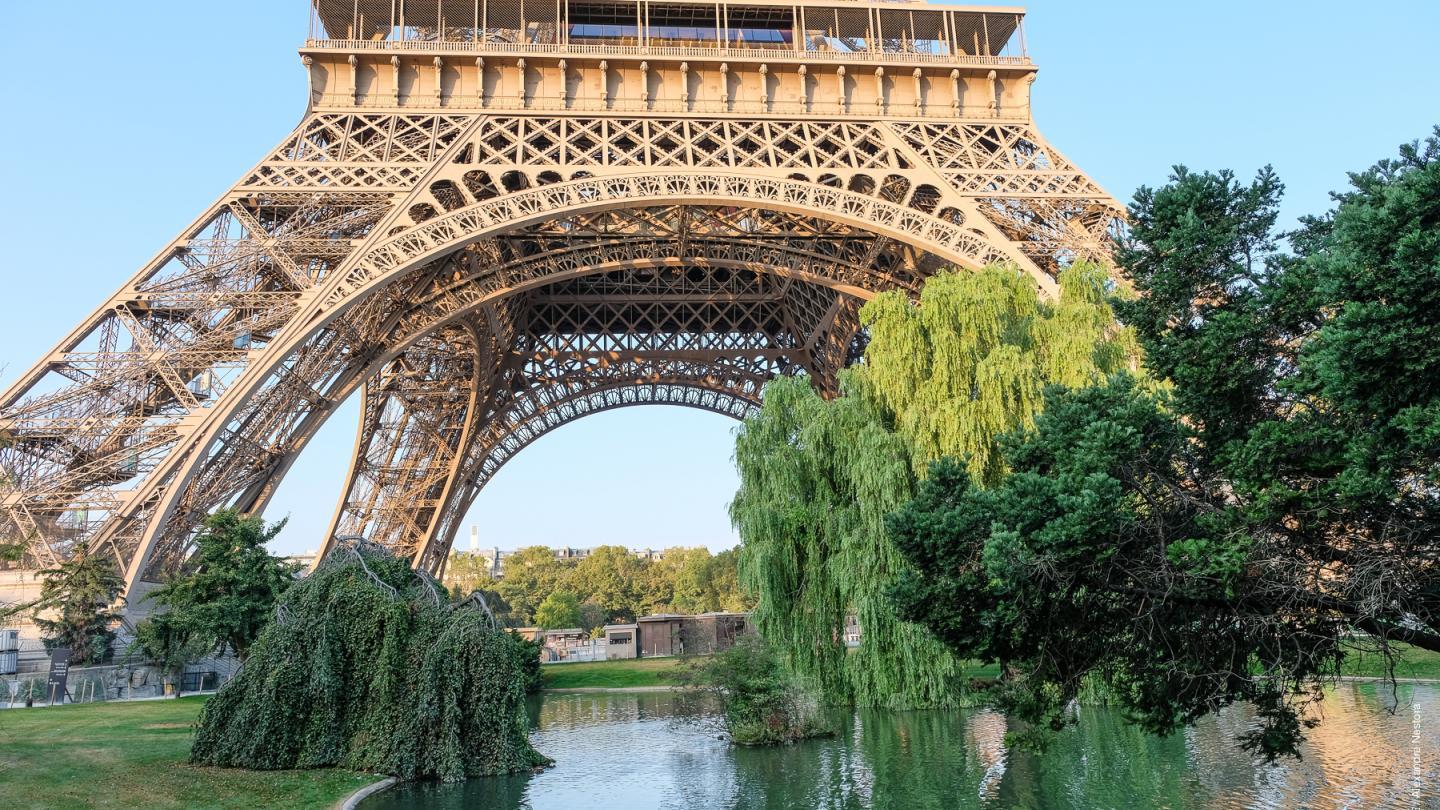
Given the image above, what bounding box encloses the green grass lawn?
[1340,642,1440,680]
[540,656,686,688]
[0,697,375,810]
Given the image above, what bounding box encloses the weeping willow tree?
[190,543,549,782]
[732,262,1139,708]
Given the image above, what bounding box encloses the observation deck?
[302,0,1036,119]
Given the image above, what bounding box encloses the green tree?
[130,612,209,682]
[678,634,834,746]
[638,548,685,613]
[32,548,126,665]
[565,545,649,622]
[190,544,549,781]
[495,546,571,623]
[143,509,297,661]
[663,547,718,614]
[732,263,1138,708]
[442,551,515,624]
[709,548,753,612]
[578,599,608,636]
[533,589,583,630]
[443,551,500,596]
[890,130,1440,760]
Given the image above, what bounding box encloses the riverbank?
[1336,642,1440,680]
[539,656,685,689]
[0,697,374,809]
[6,649,1437,809]
[535,647,1440,691]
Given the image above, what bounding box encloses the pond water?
[367,682,1440,809]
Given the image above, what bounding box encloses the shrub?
[679,635,835,746]
[189,543,549,782]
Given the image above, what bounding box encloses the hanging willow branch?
[732,262,1141,709]
[190,544,550,782]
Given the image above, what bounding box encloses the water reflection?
[367,683,1440,809]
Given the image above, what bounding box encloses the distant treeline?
[443,545,752,630]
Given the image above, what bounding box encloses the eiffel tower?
[0,0,1120,594]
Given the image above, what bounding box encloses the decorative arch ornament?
[0,18,1123,590]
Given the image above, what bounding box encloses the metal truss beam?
[0,23,1122,588]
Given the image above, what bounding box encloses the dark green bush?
[189,543,549,782]
[679,634,835,746]
[509,632,544,694]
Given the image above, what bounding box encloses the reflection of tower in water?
[1302,683,1440,807]
[966,709,1008,800]
[1180,683,1440,807]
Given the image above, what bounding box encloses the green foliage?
[473,544,751,626]
[567,545,649,621]
[189,543,549,782]
[32,548,125,665]
[706,549,751,612]
[510,632,545,694]
[889,380,1323,757]
[494,546,574,622]
[533,589,583,629]
[130,613,210,678]
[442,552,501,597]
[732,373,948,706]
[141,510,297,661]
[645,546,751,615]
[891,129,1440,761]
[731,263,1138,709]
[678,634,834,746]
[862,263,1139,483]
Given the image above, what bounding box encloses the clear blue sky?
[1,1,1436,557]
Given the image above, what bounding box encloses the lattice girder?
[0,25,1123,588]
[325,259,862,568]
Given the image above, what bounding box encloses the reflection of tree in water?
[371,688,1440,809]
[721,712,860,809]
[534,690,676,728]
[709,707,1006,809]
[850,709,1001,809]
[999,707,1195,809]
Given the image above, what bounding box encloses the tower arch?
[0,1,1124,594]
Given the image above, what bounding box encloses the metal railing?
[310,92,1032,121]
[304,38,1033,67]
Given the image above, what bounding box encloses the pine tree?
[32,548,126,665]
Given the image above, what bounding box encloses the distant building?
[624,612,750,658]
[635,614,687,657]
[517,626,601,662]
[285,549,319,573]
[478,547,503,578]
[604,624,637,660]
[686,612,749,654]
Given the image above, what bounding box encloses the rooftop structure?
[296,0,1034,119]
[308,1,1027,63]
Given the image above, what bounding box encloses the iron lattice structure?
[0,0,1120,590]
